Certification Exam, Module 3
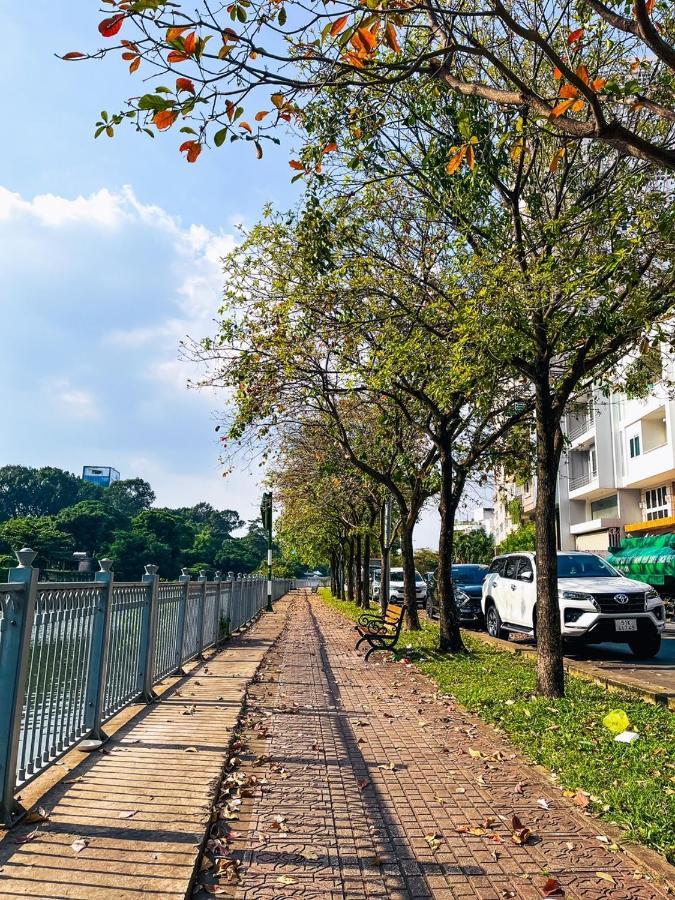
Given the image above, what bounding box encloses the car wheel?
[627,630,662,659]
[486,602,508,641]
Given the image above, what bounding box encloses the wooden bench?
[355,602,406,661]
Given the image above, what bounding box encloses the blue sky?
[0,3,446,544]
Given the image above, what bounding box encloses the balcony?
[569,467,598,491]
[567,407,595,442]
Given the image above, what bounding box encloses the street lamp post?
[261,491,273,612]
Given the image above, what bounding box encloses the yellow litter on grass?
[602,709,630,734]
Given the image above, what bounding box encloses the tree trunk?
[362,531,371,610]
[534,379,565,698]
[437,439,466,653]
[379,501,390,615]
[399,519,421,630]
[330,552,337,595]
[347,538,355,603]
[339,547,346,600]
[355,533,363,607]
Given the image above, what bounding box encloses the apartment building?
[495,363,675,556]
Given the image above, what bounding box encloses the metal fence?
[0,548,292,826]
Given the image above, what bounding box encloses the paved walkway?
[213,593,669,900]
[0,608,287,899]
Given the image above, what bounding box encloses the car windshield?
[452,565,488,583]
[557,554,619,578]
[390,571,404,582]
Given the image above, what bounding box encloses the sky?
[0,2,452,546]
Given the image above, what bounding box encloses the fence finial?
[98,558,112,573]
[181,567,190,577]
[144,564,159,576]
[15,548,36,568]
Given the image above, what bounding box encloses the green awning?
[608,533,675,586]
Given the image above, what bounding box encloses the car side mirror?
[519,571,533,582]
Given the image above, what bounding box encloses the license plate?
[615,619,637,632]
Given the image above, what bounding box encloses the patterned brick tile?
[217,593,670,899]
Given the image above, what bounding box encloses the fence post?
[196,571,207,657]
[173,569,190,675]
[0,549,39,827]
[213,572,222,647]
[138,564,160,703]
[83,559,114,746]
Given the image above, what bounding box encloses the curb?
[464,629,675,710]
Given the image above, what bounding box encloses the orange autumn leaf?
[183,32,197,54]
[549,147,565,172]
[357,27,377,51]
[129,56,141,73]
[168,50,189,63]
[445,146,466,175]
[179,140,202,162]
[153,109,178,130]
[591,77,606,91]
[255,110,270,121]
[559,83,578,98]
[222,27,239,42]
[645,0,655,12]
[553,66,563,80]
[330,15,350,36]
[466,144,475,170]
[576,64,590,84]
[323,142,338,153]
[571,98,585,112]
[99,15,124,37]
[350,31,364,51]
[568,27,584,45]
[63,51,86,59]
[176,77,196,93]
[550,98,576,118]
[384,22,401,53]
[122,52,136,60]
[167,26,190,42]
[225,100,236,121]
[344,51,365,68]
[240,121,253,133]
[289,160,305,170]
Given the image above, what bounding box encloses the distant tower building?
[82,466,120,488]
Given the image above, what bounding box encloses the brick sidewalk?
[216,592,669,900]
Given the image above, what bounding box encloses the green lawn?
[319,589,675,864]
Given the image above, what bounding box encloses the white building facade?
[495,362,675,556]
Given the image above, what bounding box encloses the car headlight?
[561,590,596,606]
[455,590,471,607]
[645,589,661,602]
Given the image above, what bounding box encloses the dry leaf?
[573,789,589,808]
[13,827,39,844]
[357,778,371,790]
[542,876,565,896]
[71,838,89,853]
[277,875,298,885]
[537,799,550,810]
[185,746,199,753]
[24,807,49,824]
[595,872,616,885]
[118,810,137,819]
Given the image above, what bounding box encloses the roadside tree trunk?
[534,377,565,697]
[399,517,421,630]
[437,438,466,653]
[355,533,363,607]
[379,501,390,615]
[347,537,355,603]
[362,531,371,610]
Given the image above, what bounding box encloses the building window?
[590,495,619,519]
[629,435,641,458]
[645,486,669,521]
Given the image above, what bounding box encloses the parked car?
[382,567,427,609]
[481,551,666,657]
[452,564,489,627]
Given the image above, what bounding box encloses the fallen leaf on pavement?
[185,746,199,753]
[573,789,589,808]
[510,815,532,845]
[277,875,298,885]
[71,838,89,853]
[24,807,49,824]
[357,778,371,790]
[468,748,483,759]
[542,876,565,896]
[13,827,39,844]
[537,799,550,810]
[595,872,616,885]
[514,782,526,794]
[118,810,137,819]
[425,832,443,851]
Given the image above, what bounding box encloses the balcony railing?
[569,467,598,491]
[567,407,595,441]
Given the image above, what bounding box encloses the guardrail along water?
[0,548,292,826]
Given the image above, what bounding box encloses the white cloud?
[0,185,128,229]
[40,377,102,421]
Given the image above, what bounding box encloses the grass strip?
[319,588,675,864]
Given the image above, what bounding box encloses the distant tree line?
[0,465,277,580]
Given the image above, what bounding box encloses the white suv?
[373,567,428,608]
[481,551,665,658]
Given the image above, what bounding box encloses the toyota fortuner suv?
[481,551,665,658]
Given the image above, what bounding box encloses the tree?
[54,501,123,555]
[107,478,156,517]
[131,508,194,577]
[0,517,74,571]
[453,529,494,564]
[107,530,173,580]
[414,548,439,576]
[496,523,536,554]
[70,0,674,169]
[0,465,102,520]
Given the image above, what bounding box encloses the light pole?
[261,491,273,612]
